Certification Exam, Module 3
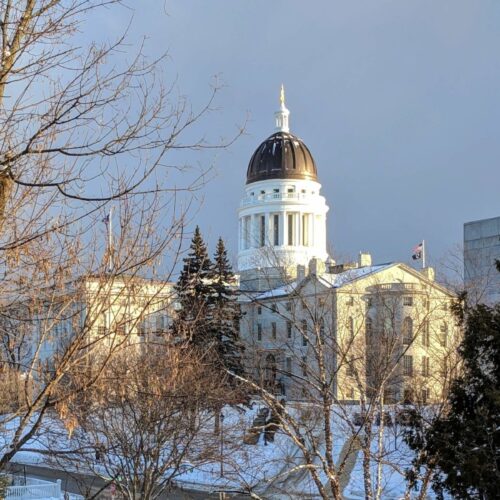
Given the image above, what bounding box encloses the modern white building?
[464,215,500,305]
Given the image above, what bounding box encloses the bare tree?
[45,346,230,500]
[237,259,461,499]
[0,0,240,470]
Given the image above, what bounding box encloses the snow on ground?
[2,403,443,498]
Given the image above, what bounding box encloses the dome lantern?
[275,84,290,133]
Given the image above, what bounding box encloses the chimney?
[358,252,372,267]
[325,256,336,273]
[308,257,326,276]
[421,267,435,282]
[296,264,306,282]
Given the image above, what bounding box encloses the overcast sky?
[90,0,500,272]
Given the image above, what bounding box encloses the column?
[238,217,245,252]
[307,214,314,247]
[282,211,287,247]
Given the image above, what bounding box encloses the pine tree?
[173,226,212,346]
[405,292,500,499]
[208,237,245,380]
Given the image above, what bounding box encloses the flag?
[412,242,423,260]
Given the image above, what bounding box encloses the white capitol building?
[236,89,459,403]
[237,87,329,291]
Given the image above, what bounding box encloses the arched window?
[348,316,354,337]
[264,353,277,386]
[402,317,413,345]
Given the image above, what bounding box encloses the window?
[346,359,355,377]
[286,357,292,376]
[302,356,307,376]
[97,326,107,336]
[440,322,448,347]
[285,301,292,312]
[347,296,354,306]
[366,296,373,308]
[260,215,266,247]
[287,321,292,339]
[403,355,413,376]
[422,320,430,347]
[273,214,279,246]
[257,323,262,341]
[287,213,294,245]
[271,322,277,340]
[273,188,279,193]
[319,318,325,344]
[422,356,430,377]
[402,317,413,345]
[403,388,414,403]
[421,388,430,404]
[442,302,448,311]
[366,317,373,337]
[116,325,126,336]
[257,306,262,315]
[348,316,354,337]
[271,303,278,313]
[318,297,326,307]
[301,321,308,344]
[156,315,165,333]
[403,296,413,307]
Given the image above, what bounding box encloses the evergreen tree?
[173,226,212,346]
[405,292,500,499]
[208,237,245,380]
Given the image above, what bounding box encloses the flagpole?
[422,239,426,269]
[108,207,114,273]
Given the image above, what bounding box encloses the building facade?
[0,275,175,370]
[464,215,500,305]
[237,89,458,403]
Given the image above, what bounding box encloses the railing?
[240,192,314,206]
[6,479,61,499]
[373,283,423,292]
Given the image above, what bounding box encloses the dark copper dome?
[246,132,318,185]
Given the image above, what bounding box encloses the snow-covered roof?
[252,263,394,300]
[252,280,300,300]
[317,263,394,288]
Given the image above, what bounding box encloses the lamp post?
[219,411,225,478]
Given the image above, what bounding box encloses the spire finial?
[275,84,290,132]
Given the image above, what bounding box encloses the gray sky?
[89,0,500,271]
